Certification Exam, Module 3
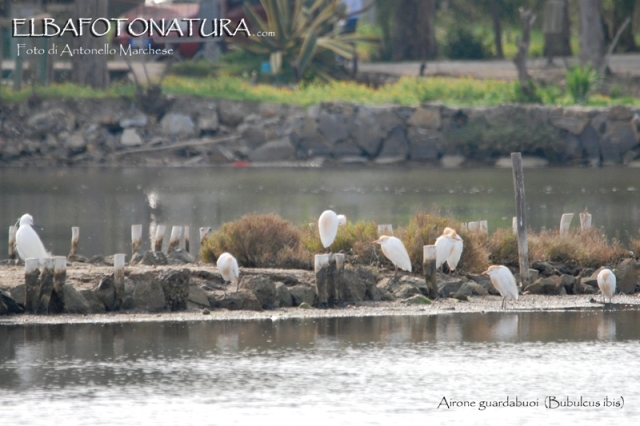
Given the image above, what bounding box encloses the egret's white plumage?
[217,252,240,293]
[374,235,411,278]
[597,268,616,304]
[16,214,50,261]
[435,227,463,272]
[483,265,518,309]
[318,210,346,249]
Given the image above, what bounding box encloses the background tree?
[541,0,571,62]
[72,0,109,89]
[390,0,438,61]
[609,0,637,52]
[579,0,605,70]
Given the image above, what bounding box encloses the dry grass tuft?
[489,227,629,268]
[300,220,380,265]
[398,212,489,273]
[200,213,309,268]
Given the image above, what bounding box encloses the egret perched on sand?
[217,252,240,293]
[483,265,518,309]
[15,213,51,261]
[318,210,347,250]
[374,235,412,279]
[435,227,463,273]
[597,268,616,304]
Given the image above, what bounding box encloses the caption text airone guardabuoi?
[437,396,624,410]
[11,17,251,38]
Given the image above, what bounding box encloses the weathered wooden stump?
[579,210,592,231]
[114,253,126,309]
[24,258,40,314]
[48,256,67,313]
[560,213,574,235]
[377,224,393,236]
[153,224,166,252]
[68,227,79,257]
[316,253,346,307]
[38,258,55,314]
[168,226,183,253]
[423,245,437,299]
[131,224,143,254]
[8,226,17,260]
[184,226,190,253]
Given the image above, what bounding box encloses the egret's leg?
[393,265,398,280]
[236,279,240,293]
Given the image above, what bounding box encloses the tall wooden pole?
[511,153,530,287]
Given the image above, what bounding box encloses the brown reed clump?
[398,212,489,274]
[200,213,311,268]
[300,220,380,265]
[487,228,521,267]
[489,227,629,269]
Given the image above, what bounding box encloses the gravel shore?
[2,294,639,326]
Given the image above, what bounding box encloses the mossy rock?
[402,295,432,305]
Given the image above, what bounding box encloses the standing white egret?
[217,252,240,293]
[483,265,518,309]
[374,235,412,279]
[435,227,463,273]
[15,214,50,261]
[597,268,616,304]
[318,210,347,250]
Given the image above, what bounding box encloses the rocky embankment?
[1,252,639,316]
[1,97,639,167]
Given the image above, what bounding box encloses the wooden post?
[153,224,166,252]
[184,226,190,253]
[423,245,437,299]
[479,220,488,234]
[38,258,55,314]
[24,259,40,314]
[334,253,345,303]
[377,224,393,235]
[114,253,126,309]
[560,213,574,235]
[461,223,468,232]
[131,224,142,254]
[511,152,530,287]
[8,226,17,260]
[168,226,182,253]
[579,210,592,231]
[51,256,67,313]
[314,254,333,307]
[199,227,212,245]
[68,227,79,257]
[468,221,479,232]
[512,217,518,234]
[53,257,66,294]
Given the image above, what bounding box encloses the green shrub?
[169,60,219,78]
[443,26,492,60]
[200,213,311,268]
[566,65,598,104]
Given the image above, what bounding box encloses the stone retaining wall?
[1,97,639,167]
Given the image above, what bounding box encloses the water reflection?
[2,312,640,425]
[2,167,640,257]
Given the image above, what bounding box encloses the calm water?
[1,311,639,425]
[1,167,640,257]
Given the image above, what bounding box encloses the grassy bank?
[200,213,635,274]
[3,75,639,107]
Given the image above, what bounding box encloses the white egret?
[15,213,51,261]
[597,268,616,304]
[435,227,463,273]
[217,252,240,293]
[318,210,347,250]
[483,265,518,309]
[374,235,412,279]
